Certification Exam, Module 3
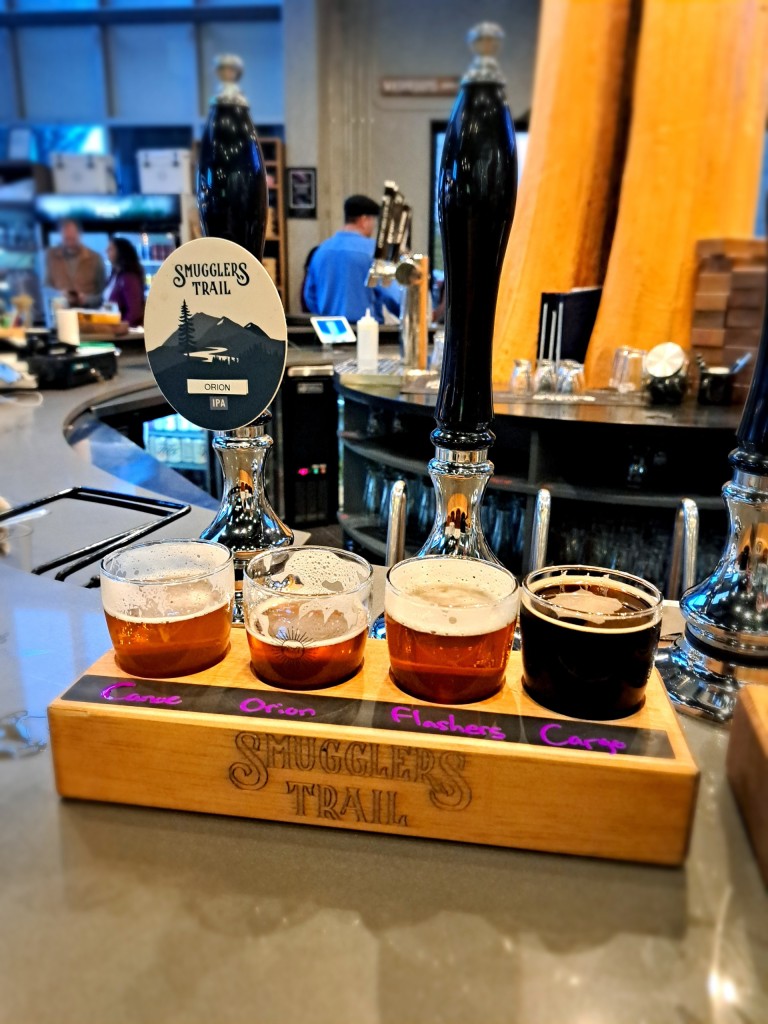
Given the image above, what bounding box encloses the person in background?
[105,237,145,327]
[300,245,318,314]
[303,195,401,324]
[44,219,106,309]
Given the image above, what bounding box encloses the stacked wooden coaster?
[691,239,766,403]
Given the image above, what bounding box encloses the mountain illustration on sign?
[148,303,286,426]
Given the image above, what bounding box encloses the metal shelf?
[341,438,725,511]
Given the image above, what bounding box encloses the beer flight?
[99,539,663,722]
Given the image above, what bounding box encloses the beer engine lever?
[419,22,517,562]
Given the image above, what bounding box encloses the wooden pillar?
[492,0,635,387]
[584,0,768,387]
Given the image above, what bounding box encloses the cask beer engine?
[657,242,768,722]
[419,23,517,560]
[196,55,292,622]
[366,185,430,376]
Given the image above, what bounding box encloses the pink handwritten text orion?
[240,696,316,718]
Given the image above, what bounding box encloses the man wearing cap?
[303,195,400,324]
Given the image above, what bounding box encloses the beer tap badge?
[143,236,287,431]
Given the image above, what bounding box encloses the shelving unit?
[260,137,287,305]
[336,380,740,593]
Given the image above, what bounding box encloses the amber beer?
[243,547,372,690]
[100,540,235,678]
[520,566,663,720]
[385,557,519,704]
[245,599,367,688]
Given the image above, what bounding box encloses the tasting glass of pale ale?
[520,565,663,720]
[385,556,519,704]
[100,540,234,677]
[243,546,372,689]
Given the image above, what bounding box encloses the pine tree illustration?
[178,300,195,357]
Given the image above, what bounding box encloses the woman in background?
[105,237,145,327]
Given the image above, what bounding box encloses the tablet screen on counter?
[310,316,356,344]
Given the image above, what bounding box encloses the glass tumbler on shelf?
[481,492,498,540]
[378,472,396,535]
[509,359,532,396]
[613,349,647,394]
[416,481,437,539]
[533,359,557,394]
[609,347,632,389]
[362,464,384,520]
[556,361,586,395]
[490,500,518,566]
[243,546,372,689]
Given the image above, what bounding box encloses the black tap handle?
[733,230,768,473]
[197,55,268,261]
[433,25,517,451]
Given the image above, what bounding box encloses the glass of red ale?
[243,546,372,689]
[100,539,234,677]
[520,565,663,720]
[385,556,519,704]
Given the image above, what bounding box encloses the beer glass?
[101,539,235,677]
[520,565,663,720]
[243,546,372,689]
[508,358,532,396]
[385,556,519,704]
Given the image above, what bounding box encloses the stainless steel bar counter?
[0,364,766,1024]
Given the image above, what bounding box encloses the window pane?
[0,30,18,121]
[106,0,193,8]
[13,0,99,9]
[107,24,197,123]
[17,26,106,121]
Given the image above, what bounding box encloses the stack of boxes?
[691,239,766,404]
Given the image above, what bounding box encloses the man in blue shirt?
[303,195,401,324]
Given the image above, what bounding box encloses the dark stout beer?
[520,569,663,720]
[385,557,518,704]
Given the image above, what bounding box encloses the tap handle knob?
[212,53,246,104]
[465,22,505,81]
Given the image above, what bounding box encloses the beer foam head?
[385,557,518,637]
[522,570,661,632]
[101,540,234,621]
[244,547,372,646]
[250,547,371,595]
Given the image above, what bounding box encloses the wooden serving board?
[727,686,768,886]
[48,635,699,866]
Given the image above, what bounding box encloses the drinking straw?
[538,303,547,365]
[548,307,557,361]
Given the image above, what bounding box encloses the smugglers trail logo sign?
[144,236,287,431]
